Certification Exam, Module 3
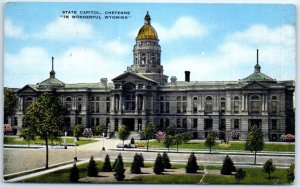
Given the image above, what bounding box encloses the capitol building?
[12,13,295,141]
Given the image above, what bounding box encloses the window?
[165,118,170,127]
[160,118,164,129]
[250,95,261,113]
[177,102,181,113]
[115,84,121,89]
[193,119,198,128]
[220,97,226,113]
[96,97,100,101]
[77,117,82,125]
[91,117,94,127]
[219,119,226,131]
[160,102,164,113]
[138,84,143,89]
[114,95,120,111]
[204,119,213,130]
[193,102,198,113]
[177,119,181,128]
[106,97,110,101]
[271,119,277,130]
[25,97,33,112]
[96,118,100,126]
[160,96,164,101]
[182,119,187,129]
[77,102,82,112]
[138,95,143,110]
[193,97,198,100]
[271,101,277,113]
[182,102,187,113]
[106,118,110,127]
[234,119,240,129]
[205,96,213,113]
[65,97,72,111]
[106,102,110,113]
[165,102,170,113]
[90,102,95,113]
[115,118,119,131]
[96,102,100,113]
[13,117,18,126]
[177,96,182,101]
[183,96,187,100]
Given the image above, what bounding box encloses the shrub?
[220,155,236,175]
[205,133,216,154]
[73,124,84,140]
[186,152,198,173]
[3,124,12,135]
[230,131,240,140]
[153,153,164,174]
[137,153,144,167]
[112,158,118,171]
[130,137,135,144]
[102,154,112,172]
[83,128,93,137]
[162,152,171,169]
[287,162,295,183]
[114,154,125,181]
[94,125,102,137]
[235,168,246,183]
[263,159,276,178]
[131,153,142,174]
[69,163,79,183]
[87,156,98,177]
[283,134,295,142]
[155,131,166,142]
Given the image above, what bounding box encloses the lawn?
[4,136,96,146]
[139,141,295,152]
[131,174,203,184]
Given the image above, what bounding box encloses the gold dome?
[136,12,158,40]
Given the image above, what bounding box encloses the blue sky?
[4,3,296,88]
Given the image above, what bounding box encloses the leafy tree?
[166,125,175,136]
[22,92,64,169]
[114,154,125,181]
[186,152,198,173]
[235,168,246,183]
[205,133,215,154]
[263,159,276,179]
[153,153,164,174]
[118,125,130,150]
[131,153,142,174]
[287,162,295,183]
[142,123,156,151]
[130,137,135,144]
[174,134,183,152]
[245,125,264,165]
[73,124,83,140]
[220,155,236,175]
[69,163,79,183]
[4,88,18,124]
[102,154,112,172]
[94,125,102,137]
[164,135,174,152]
[162,152,171,169]
[87,156,98,177]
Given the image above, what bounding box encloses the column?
[110,95,114,113]
[134,118,138,131]
[143,95,146,112]
[226,94,231,112]
[245,95,248,111]
[120,95,123,113]
[135,95,138,113]
[241,95,245,111]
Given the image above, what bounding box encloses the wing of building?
[11,12,295,141]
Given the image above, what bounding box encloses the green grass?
[131,174,203,184]
[139,141,295,152]
[4,136,96,146]
[203,168,290,185]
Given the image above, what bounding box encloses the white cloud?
[101,40,130,56]
[4,20,26,39]
[35,18,93,40]
[165,24,295,81]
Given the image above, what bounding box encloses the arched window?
[123,82,136,112]
[271,96,277,100]
[193,97,198,100]
[77,97,82,112]
[234,96,239,113]
[205,96,213,113]
[250,95,261,113]
[65,97,72,111]
[141,53,146,65]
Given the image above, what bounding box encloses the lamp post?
[102,132,105,151]
[64,131,67,149]
[74,137,77,161]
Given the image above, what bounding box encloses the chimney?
[171,76,177,84]
[100,78,108,87]
[185,71,190,82]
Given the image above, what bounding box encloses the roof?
[112,71,158,83]
[136,12,158,40]
[241,72,276,82]
[38,77,65,87]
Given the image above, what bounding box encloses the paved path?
[3,138,295,176]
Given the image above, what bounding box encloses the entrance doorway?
[122,118,135,131]
[249,119,262,129]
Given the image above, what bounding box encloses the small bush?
[186,152,198,173]
[287,162,295,183]
[102,154,112,172]
[114,154,125,181]
[130,137,135,144]
[153,153,164,174]
[112,158,118,171]
[220,155,236,175]
[162,152,171,169]
[69,163,79,182]
[235,168,246,183]
[263,159,276,178]
[87,156,98,177]
[131,153,142,174]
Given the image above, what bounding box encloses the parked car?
[116,143,137,148]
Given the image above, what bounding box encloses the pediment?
[112,72,157,84]
[17,85,39,93]
[243,81,268,90]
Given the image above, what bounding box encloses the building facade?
[12,13,295,141]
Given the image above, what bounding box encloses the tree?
[118,125,130,150]
[87,156,98,177]
[22,92,64,169]
[235,168,246,183]
[205,133,215,154]
[164,135,174,152]
[4,88,18,124]
[73,124,83,140]
[220,155,236,175]
[131,153,142,174]
[94,125,102,137]
[102,154,112,172]
[153,153,164,174]
[166,125,175,136]
[174,134,183,152]
[114,154,125,181]
[245,125,264,165]
[263,159,276,179]
[186,152,198,173]
[287,162,295,183]
[19,127,35,148]
[162,152,171,169]
[112,158,118,171]
[69,163,79,182]
[142,123,156,152]
[137,153,144,167]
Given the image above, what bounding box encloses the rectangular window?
[193,102,197,113]
[220,102,225,113]
[160,118,164,129]
[115,118,119,131]
[138,84,143,89]
[193,118,198,128]
[160,96,164,101]
[160,102,164,113]
[115,84,120,89]
[205,102,212,113]
[183,96,187,100]
[165,102,170,113]
[77,102,82,112]
[234,101,239,113]
[90,102,95,113]
[13,117,18,126]
[204,119,213,130]
[106,102,110,113]
[271,119,277,130]
[96,102,100,113]
[96,118,100,126]
[182,102,187,113]
[234,119,240,129]
[251,101,260,113]
[177,118,181,128]
[77,117,82,125]
[165,118,170,127]
[177,96,182,101]
[177,102,181,113]
[96,97,100,101]
[271,101,277,113]
[91,117,94,127]
[219,119,226,131]
[66,102,72,112]
[182,118,187,129]
[106,118,110,127]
